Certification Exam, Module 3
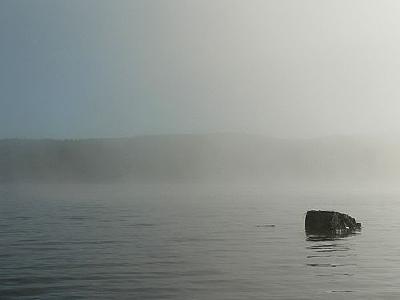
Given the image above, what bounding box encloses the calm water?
[1,183,400,299]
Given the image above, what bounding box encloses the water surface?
[0,183,399,299]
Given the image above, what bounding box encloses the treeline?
[0,134,398,182]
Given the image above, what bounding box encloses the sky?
[1,0,400,139]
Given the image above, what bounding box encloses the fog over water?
[3,133,400,185]
[2,1,400,299]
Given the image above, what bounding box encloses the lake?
[0,182,399,299]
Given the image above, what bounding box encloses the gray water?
[0,183,399,299]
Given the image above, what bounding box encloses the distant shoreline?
[1,133,400,183]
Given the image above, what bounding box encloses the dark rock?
[305,210,361,236]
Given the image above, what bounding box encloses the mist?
[0,134,400,188]
[2,0,400,139]
[2,0,400,185]
[5,2,400,298]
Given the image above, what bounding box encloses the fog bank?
[2,133,400,184]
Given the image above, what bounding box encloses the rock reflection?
[305,228,360,241]
[305,229,360,282]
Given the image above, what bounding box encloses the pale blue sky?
[2,0,400,138]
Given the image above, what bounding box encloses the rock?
[305,210,361,235]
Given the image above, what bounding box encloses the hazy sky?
[1,0,400,139]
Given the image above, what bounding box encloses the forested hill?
[1,134,399,182]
